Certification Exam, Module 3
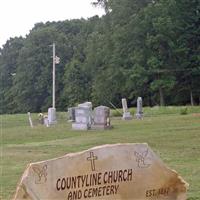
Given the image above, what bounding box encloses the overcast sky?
[0,0,105,47]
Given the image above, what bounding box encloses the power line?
[147,68,200,73]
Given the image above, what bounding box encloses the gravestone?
[43,115,49,127]
[72,102,93,130]
[48,107,57,125]
[68,107,76,122]
[14,143,188,200]
[122,98,132,120]
[135,97,143,119]
[72,107,92,130]
[38,113,44,124]
[27,112,33,128]
[78,102,92,110]
[92,106,111,129]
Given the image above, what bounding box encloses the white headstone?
[135,97,143,119]
[27,112,33,128]
[14,143,188,200]
[122,98,132,120]
[43,115,49,127]
[78,102,92,110]
[72,107,92,130]
[48,107,57,125]
[122,98,128,113]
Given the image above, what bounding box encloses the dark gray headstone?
[68,107,76,122]
[72,106,92,130]
[92,106,111,129]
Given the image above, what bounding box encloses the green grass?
[1,107,200,199]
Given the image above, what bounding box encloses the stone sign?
[13,143,188,200]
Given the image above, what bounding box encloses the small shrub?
[180,107,188,115]
[111,109,123,117]
[129,108,135,116]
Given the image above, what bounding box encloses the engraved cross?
[87,152,98,171]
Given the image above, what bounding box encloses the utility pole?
[48,43,60,125]
[52,43,56,108]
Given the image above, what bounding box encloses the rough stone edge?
[12,143,189,199]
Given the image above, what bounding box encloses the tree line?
[0,0,199,114]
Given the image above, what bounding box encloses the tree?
[0,37,24,113]
[144,0,177,106]
[11,26,70,112]
[174,0,200,105]
[62,59,92,107]
[1,0,199,113]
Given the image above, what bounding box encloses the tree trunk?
[148,93,152,107]
[190,90,194,106]
[159,87,165,106]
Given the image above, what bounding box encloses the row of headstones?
[69,102,111,130]
[27,107,57,128]
[68,97,143,130]
[27,97,143,128]
[69,97,143,124]
[122,97,143,120]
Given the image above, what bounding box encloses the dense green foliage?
[0,0,199,113]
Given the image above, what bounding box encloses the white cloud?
[0,0,104,47]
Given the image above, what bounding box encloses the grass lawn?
[0,106,200,199]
